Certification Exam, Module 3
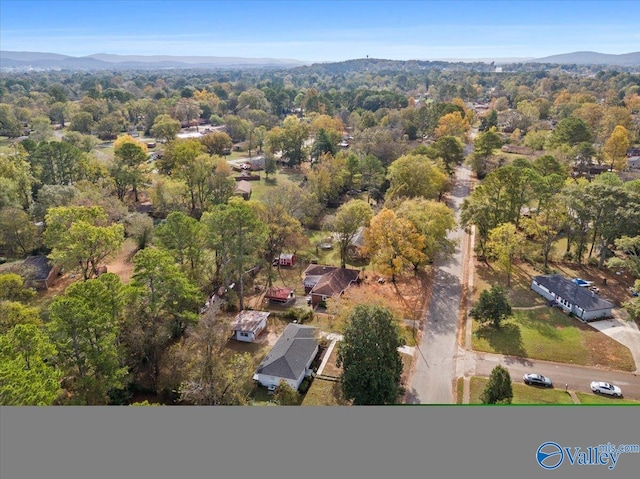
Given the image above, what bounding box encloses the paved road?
[461,350,640,400]
[405,165,472,404]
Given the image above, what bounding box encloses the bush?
[280,307,313,324]
[298,378,312,394]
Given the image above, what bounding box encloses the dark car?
[523,373,553,388]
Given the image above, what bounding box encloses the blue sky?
[1,1,639,62]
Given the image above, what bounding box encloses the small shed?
[278,253,296,267]
[234,180,252,200]
[231,310,270,342]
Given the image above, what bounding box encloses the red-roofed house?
[264,286,295,304]
[303,265,360,307]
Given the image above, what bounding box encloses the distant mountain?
[0,51,72,61]
[3,50,640,72]
[88,53,306,66]
[428,57,535,64]
[0,51,310,70]
[530,51,640,66]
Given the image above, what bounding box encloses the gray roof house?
[531,274,615,322]
[253,323,318,390]
[21,255,61,290]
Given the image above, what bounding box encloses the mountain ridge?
[2,50,639,70]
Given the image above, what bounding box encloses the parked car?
[523,373,553,388]
[590,381,622,397]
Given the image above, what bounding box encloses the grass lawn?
[244,168,305,203]
[574,392,640,405]
[456,377,464,404]
[471,308,635,371]
[474,261,547,307]
[301,378,349,406]
[468,377,575,404]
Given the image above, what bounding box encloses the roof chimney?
[591,291,595,297]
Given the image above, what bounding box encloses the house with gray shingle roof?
[531,274,615,322]
[253,323,318,390]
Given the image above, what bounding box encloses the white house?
[531,274,614,322]
[231,310,270,342]
[253,323,318,390]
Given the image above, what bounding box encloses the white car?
[590,381,623,397]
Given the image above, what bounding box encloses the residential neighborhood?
[1,45,640,409]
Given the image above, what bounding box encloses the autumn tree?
[394,198,457,264]
[363,208,425,281]
[261,183,320,227]
[604,125,630,171]
[434,111,470,142]
[470,285,512,329]
[306,153,348,206]
[337,304,404,405]
[385,154,449,202]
